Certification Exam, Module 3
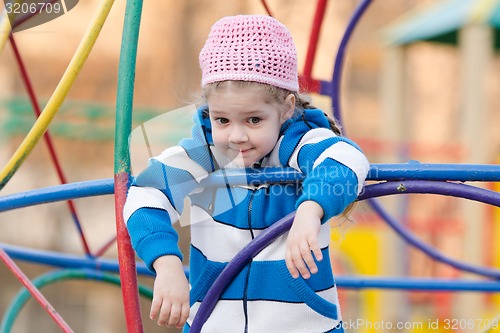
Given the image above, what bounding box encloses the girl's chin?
[224,151,259,167]
[229,156,260,168]
[233,159,255,168]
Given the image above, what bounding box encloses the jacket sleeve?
[279,111,370,223]
[124,111,214,272]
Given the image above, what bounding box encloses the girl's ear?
[281,93,295,122]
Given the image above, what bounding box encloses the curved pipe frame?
[1,0,500,331]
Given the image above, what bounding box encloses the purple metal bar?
[359,180,500,208]
[363,181,500,279]
[331,0,373,125]
[189,212,295,332]
[190,180,500,330]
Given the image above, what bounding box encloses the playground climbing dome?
[1,0,500,332]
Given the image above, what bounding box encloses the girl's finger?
[177,303,190,329]
[293,247,311,279]
[285,249,300,278]
[308,238,323,262]
[157,302,171,326]
[150,298,161,320]
[299,243,317,276]
[167,303,181,327]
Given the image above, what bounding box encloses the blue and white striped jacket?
[124,106,369,332]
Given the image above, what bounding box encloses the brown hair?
[202,81,342,135]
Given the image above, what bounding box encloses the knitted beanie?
[199,15,299,92]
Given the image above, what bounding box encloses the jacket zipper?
[243,190,256,332]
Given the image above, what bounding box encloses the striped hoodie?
[124,106,370,332]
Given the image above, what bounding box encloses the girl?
[124,15,369,332]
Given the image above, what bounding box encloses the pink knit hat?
[199,15,299,92]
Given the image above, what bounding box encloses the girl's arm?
[150,255,190,328]
[124,109,214,326]
[281,112,370,278]
[285,200,324,279]
[124,110,213,271]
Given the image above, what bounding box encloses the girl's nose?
[229,126,248,144]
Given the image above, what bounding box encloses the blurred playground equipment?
[1,0,500,332]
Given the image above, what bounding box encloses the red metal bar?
[0,248,74,332]
[301,0,328,92]
[93,235,117,257]
[8,34,92,257]
[114,0,144,330]
[260,0,274,17]
[298,75,321,94]
[115,172,143,332]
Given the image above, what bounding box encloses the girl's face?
[207,83,295,167]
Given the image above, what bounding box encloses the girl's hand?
[285,200,324,279]
[150,255,190,328]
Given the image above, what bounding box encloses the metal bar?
[114,0,144,331]
[259,0,274,17]
[331,0,373,126]
[0,178,114,212]
[360,180,500,208]
[1,242,151,276]
[0,0,115,190]
[1,268,154,333]
[302,0,327,79]
[1,162,499,212]
[336,276,500,292]
[190,212,296,332]
[0,248,73,332]
[8,33,91,257]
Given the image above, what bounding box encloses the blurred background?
[1,0,500,332]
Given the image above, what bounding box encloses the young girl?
[124,15,369,332]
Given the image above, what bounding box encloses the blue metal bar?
[1,163,499,213]
[0,243,198,279]
[204,164,500,186]
[0,178,114,212]
[0,242,151,276]
[202,164,500,186]
[336,276,500,292]
[7,238,500,293]
[368,163,500,182]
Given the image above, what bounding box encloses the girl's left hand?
[285,200,324,279]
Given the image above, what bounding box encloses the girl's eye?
[215,118,229,125]
[248,117,261,124]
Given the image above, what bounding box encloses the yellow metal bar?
[0,0,24,53]
[470,0,500,24]
[0,0,115,190]
[0,8,12,53]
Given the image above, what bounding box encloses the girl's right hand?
[151,255,190,328]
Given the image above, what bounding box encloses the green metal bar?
[114,0,144,332]
[0,269,153,333]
